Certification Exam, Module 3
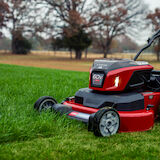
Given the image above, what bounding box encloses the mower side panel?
[142,92,160,117]
[63,101,154,133]
[118,110,154,132]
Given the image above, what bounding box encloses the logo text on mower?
[93,74,103,80]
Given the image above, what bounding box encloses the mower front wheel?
[93,108,120,137]
[34,96,57,112]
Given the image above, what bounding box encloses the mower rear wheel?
[93,108,120,137]
[34,96,57,112]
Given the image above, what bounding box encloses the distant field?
[0,50,158,60]
[31,50,157,61]
[1,64,160,160]
[0,50,159,72]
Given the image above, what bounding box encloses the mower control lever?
[148,29,160,44]
[152,29,160,38]
[134,29,160,61]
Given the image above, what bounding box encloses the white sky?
[144,0,160,10]
[134,0,160,45]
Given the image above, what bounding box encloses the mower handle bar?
[134,29,160,61]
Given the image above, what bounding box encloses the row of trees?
[0,0,159,59]
[147,8,160,61]
[0,1,9,36]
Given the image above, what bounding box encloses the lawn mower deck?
[34,29,160,137]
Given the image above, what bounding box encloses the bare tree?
[147,8,160,61]
[35,0,97,59]
[0,1,9,37]
[4,0,36,53]
[94,0,145,58]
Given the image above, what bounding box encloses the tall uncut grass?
[0,64,160,160]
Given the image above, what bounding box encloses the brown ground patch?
[0,51,159,72]
[0,54,93,72]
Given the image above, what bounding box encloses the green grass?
[0,64,160,160]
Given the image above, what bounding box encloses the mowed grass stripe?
[0,64,160,160]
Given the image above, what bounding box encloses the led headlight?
[115,76,120,87]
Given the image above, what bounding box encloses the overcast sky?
[134,0,160,45]
[144,0,160,10]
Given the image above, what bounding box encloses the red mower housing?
[89,60,153,92]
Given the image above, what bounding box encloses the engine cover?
[89,59,153,92]
[75,88,144,111]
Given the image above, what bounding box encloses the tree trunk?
[85,48,88,59]
[11,20,16,54]
[103,49,110,58]
[75,50,82,59]
[70,49,72,59]
[54,49,56,56]
[103,51,107,58]
[104,39,112,58]
[11,34,16,54]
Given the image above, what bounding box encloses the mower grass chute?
[34,30,160,137]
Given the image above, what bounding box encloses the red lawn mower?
[34,30,160,137]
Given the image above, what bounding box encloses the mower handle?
[152,29,160,38]
[134,29,160,61]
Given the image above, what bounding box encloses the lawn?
[0,64,160,160]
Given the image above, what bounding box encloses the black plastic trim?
[75,88,144,111]
[125,69,152,90]
[90,70,106,88]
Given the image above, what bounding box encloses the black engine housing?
[75,88,144,111]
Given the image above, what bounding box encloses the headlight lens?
[115,76,120,87]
